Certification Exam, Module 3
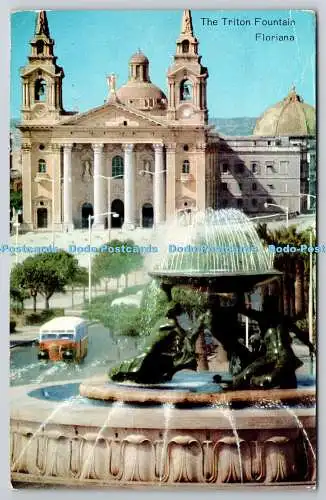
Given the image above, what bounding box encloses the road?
[10,323,139,387]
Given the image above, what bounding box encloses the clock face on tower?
[181,106,194,118]
[32,103,47,118]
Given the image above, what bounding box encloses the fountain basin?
[11,378,316,487]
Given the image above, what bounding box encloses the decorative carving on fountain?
[10,421,315,484]
[119,435,154,482]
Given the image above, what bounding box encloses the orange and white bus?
[38,316,88,362]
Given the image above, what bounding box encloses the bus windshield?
[57,333,75,340]
[40,330,76,340]
[41,333,58,340]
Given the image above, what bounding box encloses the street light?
[34,175,66,245]
[264,202,289,228]
[176,207,197,215]
[93,174,123,229]
[138,169,167,227]
[138,169,167,176]
[300,193,317,212]
[88,210,119,304]
[250,213,284,222]
[12,209,22,265]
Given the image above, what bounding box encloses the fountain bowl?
[149,270,282,293]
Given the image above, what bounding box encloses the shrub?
[24,308,65,326]
[101,304,141,337]
[83,284,144,324]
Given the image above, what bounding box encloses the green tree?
[10,272,29,313]
[68,266,89,306]
[92,239,144,290]
[10,190,22,212]
[11,261,40,312]
[11,250,81,310]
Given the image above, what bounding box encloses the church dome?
[115,50,167,111]
[116,82,167,109]
[129,51,149,64]
[253,87,316,137]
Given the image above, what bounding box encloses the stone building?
[18,10,316,231]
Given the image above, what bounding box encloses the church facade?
[18,10,316,231]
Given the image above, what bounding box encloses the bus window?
[41,333,58,340]
[58,333,74,340]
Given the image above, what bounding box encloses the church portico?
[35,140,168,232]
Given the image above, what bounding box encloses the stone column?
[22,81,29,109]
[166,143,177,220]
[51,144,62,230]
[63,144,73,231]
[123,144,135,230]
[92,143,105,229]
[21,143,33,230]
[153,144,165,226]
[195,143,207,211]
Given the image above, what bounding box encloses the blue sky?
[10,9,316,118]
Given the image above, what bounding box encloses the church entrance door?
[142,203,154,228]
[111,199,124,228]
[37,208,48,228]
[81,203,93,228]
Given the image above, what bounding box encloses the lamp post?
[12,209,22,265]
[138,169,167,228]
[175,206,198,216]
[94,174,122,229]
[34,176,65,245]
[300,193,316,212]
[88,210,119,304]
[250,213,284,222]
[138,170,167,176]
[264,202,289,228]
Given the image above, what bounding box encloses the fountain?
[10,209,316,487]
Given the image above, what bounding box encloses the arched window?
[182,40,189,54]
[180,79,193,101]
[36,40,44,55]
[112,156,124,178]
[182,160,190,174]
[38,159,47,173]
[34,78,46,102]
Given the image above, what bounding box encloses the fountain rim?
[149,270,282,278]
[79,378,315,407]
[147,270,283,290]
